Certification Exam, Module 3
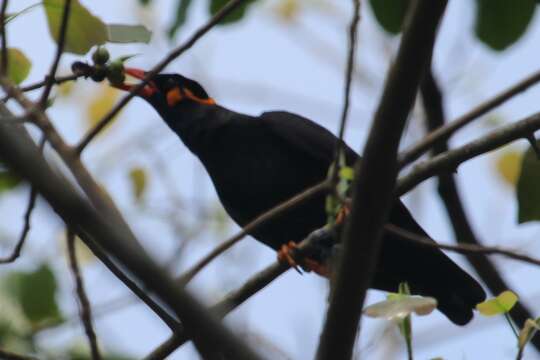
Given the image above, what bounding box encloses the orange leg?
[277,241,331,277]
[335,203,351,225]
[277,241,303,274]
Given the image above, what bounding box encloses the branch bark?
[419,69,540,352]
[0,111,260,360]
[397,111,540,195]
[399,68,540,167]
[316,1,447,359]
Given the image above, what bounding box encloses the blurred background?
[2,0,540,358]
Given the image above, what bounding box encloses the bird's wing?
[259,111,359,165]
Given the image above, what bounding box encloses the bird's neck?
[163,103,231,154]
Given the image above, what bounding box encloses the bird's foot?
[277,241,331,277]
[278,241,303,274]
[335,203,351,225]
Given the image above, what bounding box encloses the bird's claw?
[277,241,303,274]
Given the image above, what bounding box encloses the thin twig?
[0,184,37,263]
[333,0,360,164]
[75,0,248,154]
[385,223,540,267]
[397,111,540,195]
[39,0,72,108]
[399,68,540,168]
[2,74,81,102]
[176,180,330,285]
[0,0,9,76]
[66,229,102,360]
[0,136,44,264]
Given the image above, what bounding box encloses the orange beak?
[113,67,158,98]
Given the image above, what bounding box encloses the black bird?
[114,68,486,325]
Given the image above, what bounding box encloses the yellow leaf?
[86,85,120,133]
[129,167,147,202]
[57,81,75,97]
[476,290,518,316]
[275,0,300,21]
[496,150,522,186]
[519,318,540,349]
[0,48,32,84]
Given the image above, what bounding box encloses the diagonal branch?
[399,68,540,168]
[0,79,182,332]
[0,109,261,360]
[66,229,102,360]
[75,0,248,154]
[147,227,334,360]
[39,0,72,108]
[397,111,540,195]
[418,69,540,352]
[177,180,330,285]
[316,2,448,359]
[0,102,181,330]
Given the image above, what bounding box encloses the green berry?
[92,47,110,65]
[106,61,125,85]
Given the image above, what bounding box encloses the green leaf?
[0,48,32,85]
[364,295,437,321]
[106,24,152,44]
[43,0,108,55]
[138,0,152,6]
[129,167,147,202]
[339,166,354,182]
[167,0,193,38]
[4,264,62,326]
[475,0,536,51]
[368,0,411,34]
[476,290,518,316]
[209,0,256,25]
[517,143,540,223]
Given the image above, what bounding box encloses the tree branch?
[0,79,184,332]
[316,1,447,359]
[334,0,360,161]
[0,111,261,360]
[39,0,72,108]
[66,229,102,360]
[397,111,540,195]
[0,0,8,76]
[399,68,540,167]
[0,103,183,330]
[177,180,330,285]
[418,69,540,352]
[75,0,248,154]
[385,223,540,268]
[147,227,333,360]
